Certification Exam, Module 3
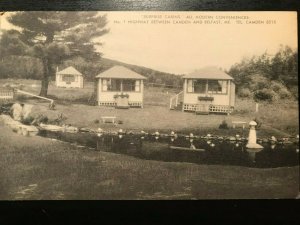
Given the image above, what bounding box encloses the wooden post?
[255,103,259,112]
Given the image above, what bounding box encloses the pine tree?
[4,12,108,96]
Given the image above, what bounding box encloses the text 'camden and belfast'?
[113,14,277,25]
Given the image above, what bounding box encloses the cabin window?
[187,79,228,94]
[187,79,206,93]
[108,79,122,91]
[62,75,75,84]
[102,79,141,92]
[208,80,227,94]
[193,80,206,93]
[123,80,136,92]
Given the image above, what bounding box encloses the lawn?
[1,78,298,137]
[0,125,298,200]
[0,79,299,200]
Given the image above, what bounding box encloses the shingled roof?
[96,66,147,79]
[183,66,233,80]
[57,66,82,76]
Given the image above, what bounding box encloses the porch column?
[182,79,187,111]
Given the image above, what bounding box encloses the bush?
[48,113,67,125]
[253,117,262,129]
[219,120,229,129]
[249,74,270,91]
[238,88,252,98]
[270,81,292,99]
[277,88,291,99]
[254,88,275,102]
[21,116,35,125]
[289,86,298,99]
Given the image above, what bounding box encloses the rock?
[26,105,60,123]
[63,125,78,133]
[39,123,64,132]
[22,104,34,120]
[11,103,23,121]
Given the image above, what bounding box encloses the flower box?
[198,96,214,101]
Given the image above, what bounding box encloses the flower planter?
[198,96,214,101]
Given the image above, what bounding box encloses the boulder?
[11,103,23,121]
[24,104,59,123]
[22,104,34,120]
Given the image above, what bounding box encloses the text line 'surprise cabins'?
[170,66,235,114]
[56,66,84,88]
[95,66,147,108]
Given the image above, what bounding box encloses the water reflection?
[38,130,299,168]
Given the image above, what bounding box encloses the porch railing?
[169,91,183,110]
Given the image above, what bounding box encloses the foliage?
[1,12,108,96]
[0,55,43,79]
[270,81,291,99]
[219,120,229,129]
[253,117,262,129]
[228,45,298,100]
[21,116,35,125]
[48,113,68,125]
[254,88,276,102]
[237,88,252,98]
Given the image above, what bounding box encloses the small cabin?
[56,66,84,88]
[178,67,235,114]
[95,66,147,108]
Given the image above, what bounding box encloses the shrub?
[253,117,262,129]
[48,113,67,125]
[238,88,252,98]
[270,81,292,99]
[249,74,270,91]
[289,86,298,99]
[254,88,275,102]
[219,120,229,129]
[94,119,99,124]
[21,116,35,125]
[277,88,291,99]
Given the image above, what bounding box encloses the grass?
[0,125,298,200]
[1,78,298,137]
[0,79,299,200]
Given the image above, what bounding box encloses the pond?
[38,130,299,168]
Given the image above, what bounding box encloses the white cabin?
[95,66,147,108]
[171,67,235,114]
[56,66,84,88]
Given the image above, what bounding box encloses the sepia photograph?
[0,11,298,200]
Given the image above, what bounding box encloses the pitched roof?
[183,66,233,80]
[57,66,82,76]
[96,66,147,79]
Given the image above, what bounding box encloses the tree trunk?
[39,58,50,97]
[39,78,49,97]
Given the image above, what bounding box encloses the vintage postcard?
[0,11,298,200]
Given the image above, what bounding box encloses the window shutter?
[102,79,107,91]
[222,81,227,94]
[187,79,193,92]
[135,80,140,92]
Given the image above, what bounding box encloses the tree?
[4,12,108,96]
[228,45,298,99]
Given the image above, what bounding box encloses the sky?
[0,11,298,74]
